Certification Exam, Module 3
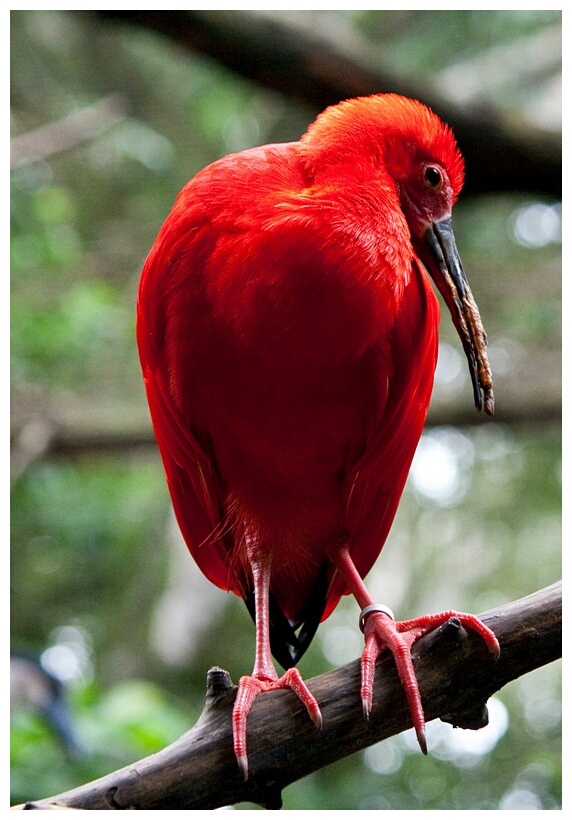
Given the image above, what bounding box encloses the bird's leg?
[232,541,322,779]
[330,545,500,754]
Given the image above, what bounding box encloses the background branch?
[94,9,561,198]
[14,582,561,811]
[10,93,130,169]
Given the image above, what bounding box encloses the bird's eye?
[424,166,442,189]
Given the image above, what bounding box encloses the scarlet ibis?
[137,93,499,777]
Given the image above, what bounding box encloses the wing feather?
[137,210,243,594]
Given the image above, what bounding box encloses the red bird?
[137,93,499,777]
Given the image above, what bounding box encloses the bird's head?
[302,94,493,415]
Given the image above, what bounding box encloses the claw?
[284,667,323,729]
[237,752,249,782]
[232,670,321,778]
[359,607,499,755]
[416,723,428,755]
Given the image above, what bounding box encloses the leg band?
[359,603,395,633]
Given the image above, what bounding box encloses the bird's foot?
[232,668,322,779]
[359,606,500,754]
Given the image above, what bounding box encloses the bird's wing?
[143,360,237,593]
[137,144,314,600]
[323,256,440,619]
[137,213,243,597]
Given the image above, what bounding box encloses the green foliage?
[10,678,195,807]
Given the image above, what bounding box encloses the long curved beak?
[417,217,494,415]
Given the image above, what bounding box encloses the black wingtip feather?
[244,563,330,670]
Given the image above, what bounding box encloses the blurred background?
[10,10,561,810]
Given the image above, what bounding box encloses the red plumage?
[137,94,497,775]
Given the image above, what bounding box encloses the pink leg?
[232,545,322,779]
[331,546,499,753]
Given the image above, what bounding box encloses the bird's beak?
[418,217,494,415]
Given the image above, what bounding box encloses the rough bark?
[13,582,561,811]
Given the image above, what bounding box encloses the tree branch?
[10,93,130,169]
[13,582,561,810]
[93,9,561,198]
